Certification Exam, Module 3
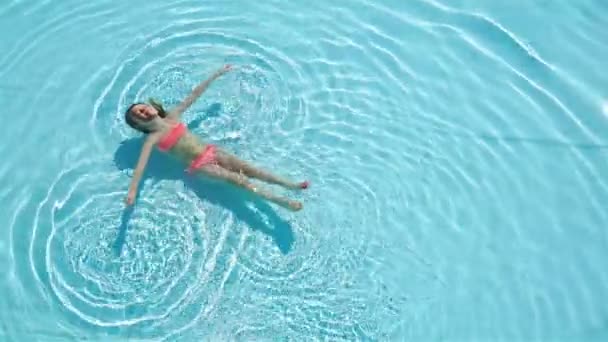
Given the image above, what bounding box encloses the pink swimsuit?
[157,123,217,173]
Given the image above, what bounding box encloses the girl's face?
[130,104,159,120]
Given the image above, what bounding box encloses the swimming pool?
[1,0,607,340]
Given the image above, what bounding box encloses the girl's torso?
[157,120,207,163]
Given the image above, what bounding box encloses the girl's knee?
[223,170,250,187]
[236,176,254,190]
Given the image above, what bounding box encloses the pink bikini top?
[157,123,187,151]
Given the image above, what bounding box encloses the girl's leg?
[216,150,306,190]
[199,165,303,211]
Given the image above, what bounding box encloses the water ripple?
[3,0,608,340]
[17,149,242,339]
[0,2,112,79]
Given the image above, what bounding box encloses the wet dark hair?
[124,98,168,134]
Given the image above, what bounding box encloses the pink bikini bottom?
[187,145,218,173]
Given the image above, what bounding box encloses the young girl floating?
[124,65,308,211]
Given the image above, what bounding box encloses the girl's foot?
[288,181,309,190]
[275,198,303,211]
[288,201,303,211]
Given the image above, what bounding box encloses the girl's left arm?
[167,64,233,119]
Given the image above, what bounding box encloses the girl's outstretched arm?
[126,134,158,205]
[168,64,232,119]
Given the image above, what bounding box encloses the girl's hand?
[215,64,233,77]
[125,190,136,206]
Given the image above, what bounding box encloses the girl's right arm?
[126,134,158,205]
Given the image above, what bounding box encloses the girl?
[124,64,308,211]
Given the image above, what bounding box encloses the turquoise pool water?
[1,0,607,340]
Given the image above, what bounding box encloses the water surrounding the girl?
[0,0,606,340]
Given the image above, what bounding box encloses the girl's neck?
[155,117,176,131]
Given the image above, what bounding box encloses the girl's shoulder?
[162,117,181,125]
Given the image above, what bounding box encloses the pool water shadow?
[112,104,294,255]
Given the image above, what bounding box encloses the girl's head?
[124,99,168,133]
